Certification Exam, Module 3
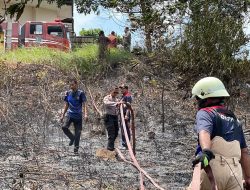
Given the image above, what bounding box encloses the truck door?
[28,22,43,47]
[45,24,66,50]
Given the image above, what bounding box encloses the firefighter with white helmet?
[190,77,250,190]
[192,77,230,99]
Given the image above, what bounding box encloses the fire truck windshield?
[48,26,64,38]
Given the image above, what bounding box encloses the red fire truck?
[0,20,71,51]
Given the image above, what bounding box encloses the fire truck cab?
[0,20,71,51]
[20,20,70,50]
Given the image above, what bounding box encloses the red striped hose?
[117,104,165,190]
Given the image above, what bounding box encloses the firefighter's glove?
[192,149,215,169]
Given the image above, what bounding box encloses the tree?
[79,28,101,37]
[173,0,249,77]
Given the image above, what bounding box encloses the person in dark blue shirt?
[190,77,250,190]
[60,79,88,154]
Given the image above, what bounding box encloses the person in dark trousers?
[119,85,132,149]
[103,87,121,151]
[60,79,88,154]
[189,77,250,190]
[98,30,110,60]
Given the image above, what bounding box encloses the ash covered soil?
[0,62,249,190]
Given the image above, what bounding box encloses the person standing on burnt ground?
[119,85,132,150]
[189,77,250,190]
[60,79,88,154]
[103,87,122,151]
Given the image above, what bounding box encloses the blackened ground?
[0,62,249,190]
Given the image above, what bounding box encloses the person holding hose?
[190,77,250,190]
[103,87,121,151]
[119,85,132,150]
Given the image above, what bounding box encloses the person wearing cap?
[108,31,117,49]
[119,85,133,149]
[189,77,250,190]
[103,87,122,151]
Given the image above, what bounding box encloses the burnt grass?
[0,61,249,190]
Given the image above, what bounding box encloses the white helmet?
[192,77,230,99]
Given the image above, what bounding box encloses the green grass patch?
[0,44,132,76]
[107,48,132,65]
[0,47,71,65]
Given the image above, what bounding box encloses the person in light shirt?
[103,87,122,151]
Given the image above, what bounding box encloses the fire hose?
[117,104,220,190]
[88,88,161,190]
[191,163,218,190]
[116,104,165,190]
[87,88,220,190]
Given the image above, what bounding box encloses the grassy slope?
[0,45,132,75]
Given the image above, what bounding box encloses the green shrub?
[170,0,250,83]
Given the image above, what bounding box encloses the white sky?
[74,7,128,37]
